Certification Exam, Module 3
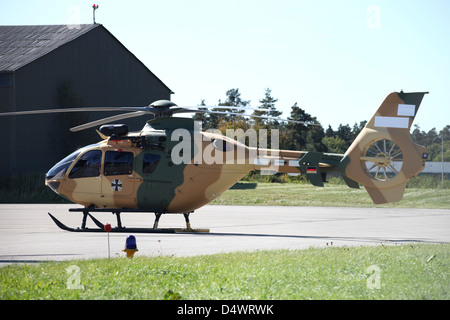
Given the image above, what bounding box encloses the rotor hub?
[374,153,391,167]
[149,100,178,109]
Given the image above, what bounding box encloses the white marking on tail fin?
[397,104,416,116]
[374,116,409,128]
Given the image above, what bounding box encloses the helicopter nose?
[45,153,77,194]
[45,163,66,194]
[45,176,61,194]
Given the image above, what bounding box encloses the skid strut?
[48,208,209,233]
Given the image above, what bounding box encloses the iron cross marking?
[111,179,123,192]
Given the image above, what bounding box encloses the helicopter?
[0,91,429,233]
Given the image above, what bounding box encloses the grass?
[1,244,448,300]
[212,180,450,209]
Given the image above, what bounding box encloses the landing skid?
[48,208,209,233]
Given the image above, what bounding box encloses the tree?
[322,136,347,154]
[223,88,249,106]
[428,141,450,161]
[194,88,250,130]
[252,88,282,127]
[410,124,450,162]
[411,124,432,146]
[280,102,314,151]
[306,120,327,152]
[351,120,367,140]
[192,99,210,129]
[325,125,334,137]
[440,125,450,141]
[336,123,353,147]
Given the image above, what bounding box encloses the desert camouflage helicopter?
[0,91,429,233]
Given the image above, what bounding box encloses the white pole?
[442,134,444,188]
[107,232,110,259]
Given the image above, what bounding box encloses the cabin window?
[69,150,102,179]
[104,151,134,176]
[143,153,161,174]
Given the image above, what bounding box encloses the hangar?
[0,24,173,177]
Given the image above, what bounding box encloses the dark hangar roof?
[0,24,173,93]
[0,24,99,71]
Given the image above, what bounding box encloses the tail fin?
[341,91,429,204]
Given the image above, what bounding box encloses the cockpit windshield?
[45,144,100,180]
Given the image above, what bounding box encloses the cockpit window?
[143,153,161,174]
[46,151,80,180]
[104,151,134,176]
[46,144,100,180]
[69,150,102,179]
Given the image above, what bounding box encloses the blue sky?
[1,0,449,132]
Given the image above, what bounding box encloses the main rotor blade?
[181,105,261,111]
[186,109,320,126]
[70,111,147,132]
[0,106,149,117]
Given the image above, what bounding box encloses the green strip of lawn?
[212,183,450,209]
[1,244,448,300]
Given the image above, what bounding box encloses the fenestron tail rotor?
[361,138,403,182]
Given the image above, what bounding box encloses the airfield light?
[123,235,138,258]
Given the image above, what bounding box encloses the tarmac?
[0,204,449,266]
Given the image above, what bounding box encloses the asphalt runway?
[1,204,449,265]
